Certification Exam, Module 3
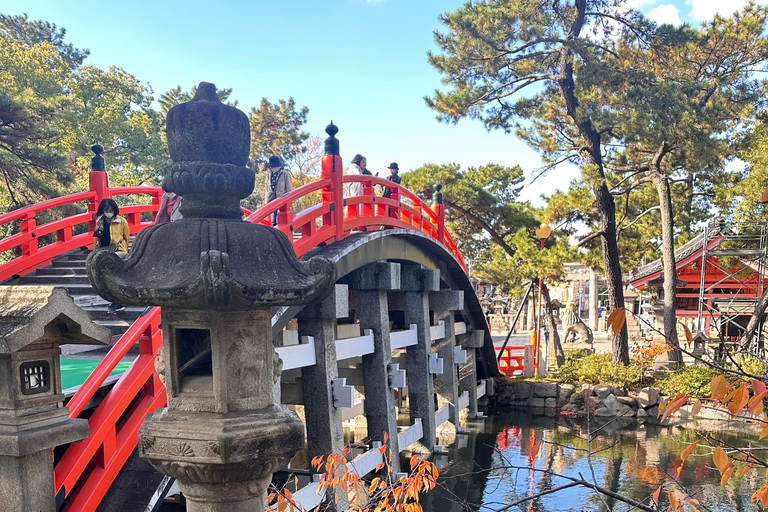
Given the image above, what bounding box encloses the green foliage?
[657,365,722,397]
[248,97,309,171]
[554,353,642,389]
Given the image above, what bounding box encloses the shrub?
[657,365,721,397]
[554,353,642,389]
[733,355,766,377]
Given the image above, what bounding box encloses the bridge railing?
[0,184,163,283]
[247,163,465,270]
[0,142,467,511]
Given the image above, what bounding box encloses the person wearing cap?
[382,162,401,199]
[266,155,293,226]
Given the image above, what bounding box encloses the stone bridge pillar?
[431,290,464,428]
[351,262,401,471]
[460,329,485,419]
[297,285,348,460]
[401,265,440,452]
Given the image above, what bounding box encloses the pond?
[424,410,764,512]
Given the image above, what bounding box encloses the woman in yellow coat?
[93,198,130,313]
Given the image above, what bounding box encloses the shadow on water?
[425,409,764,512]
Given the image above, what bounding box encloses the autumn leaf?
[709,375,727,400]
[681,439,702,464]
[651,485,662,506]
[727,382,750,416]
[681,323,693,345]
[607,307,626,335]
[753,379,767,396]
[748,390,768,412]
[741,463,754,478]
[760,426,768,440]
[720,464,736,487]
[713,446,730,474]
[661,394,690,422]
[691,399,703,416]
[530,441,541,459]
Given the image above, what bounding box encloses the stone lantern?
[86,82,336,512]
[0,286,110,512]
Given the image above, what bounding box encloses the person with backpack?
[265,155,293,226]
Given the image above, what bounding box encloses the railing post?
[321,122,344,241]
[88,142,110,230]
[433,184,445,243]
[19,212,37,256]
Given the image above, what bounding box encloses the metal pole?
[535,237,544,377]
[697,224,708,332]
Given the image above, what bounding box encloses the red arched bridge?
[0,142,498,512]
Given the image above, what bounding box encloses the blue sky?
[4,0,763,204]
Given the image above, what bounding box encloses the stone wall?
[493,380,761,424]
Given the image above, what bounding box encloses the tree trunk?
[542,283,565,367]
[558,0,628,365]
[650,170,682,363]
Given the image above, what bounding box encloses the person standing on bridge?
[359,156,373,176]
[92,198,130,314]
[266,155,293,226]
[344,154,365,198]
[382,162,401,199]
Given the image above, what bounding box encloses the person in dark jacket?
[383,162,401,198]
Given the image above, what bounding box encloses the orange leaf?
[410,454,418,469]
[741,463,755,478]
[530,441,541,459]
[607,308,626,336]
[680,439,702,464]
[651,485,662,506]
[721,381,742,406]
[728,383,750,416]
[691,399,703,416]
[713,446,730,474]
[753,379,767,396]
[755,401,764,417]
[661,394,690,423]
[383,431,388,443]
[720,464,736,487]
[749,390,768,412]
[681,323,693,344]
[760,426,768,440]
[709,375,727,400]
[667,488,679,510]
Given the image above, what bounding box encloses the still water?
[425,411,764,512]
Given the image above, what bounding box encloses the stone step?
[95,319,133,336]
[34,266,87,276]
[65,252,90,261]
[52,259,87,268]
[47,283,98,296]
[82,306,146,322]
[17,275,91,285]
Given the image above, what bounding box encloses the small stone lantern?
[86,82,336,512]
[0,286,110,512]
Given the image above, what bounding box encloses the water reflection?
[426,410,763,512]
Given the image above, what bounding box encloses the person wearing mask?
[93,198,130,313]
[265,155,293,226]
[383,162,401,199]
[344,154,365,198]
[154,182,183,224]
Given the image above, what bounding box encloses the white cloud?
[647,4,682,25]
[687,0,754,21]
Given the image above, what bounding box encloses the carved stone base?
[139,405,303,511]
